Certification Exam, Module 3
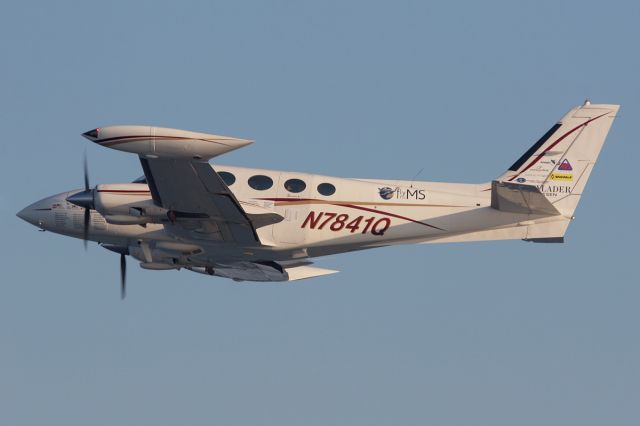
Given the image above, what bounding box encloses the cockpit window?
[248,175,274,191]
[218,171,236,186]
[284,178,306,193]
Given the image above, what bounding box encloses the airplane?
[17,101,619,298]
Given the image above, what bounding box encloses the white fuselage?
[18,163,557,270]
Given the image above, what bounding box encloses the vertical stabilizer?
[496,102,619,218]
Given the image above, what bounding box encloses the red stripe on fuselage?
[96,189,151,194]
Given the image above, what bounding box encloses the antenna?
[409,167,424,188]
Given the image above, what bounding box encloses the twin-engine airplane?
[17,102,619,297]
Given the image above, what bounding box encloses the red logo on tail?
[558,159,573,171]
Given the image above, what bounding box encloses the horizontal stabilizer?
[523,237,564,243]
[284,265,339,281]
[491,180,560,216]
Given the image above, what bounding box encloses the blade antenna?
[410,167,424,188]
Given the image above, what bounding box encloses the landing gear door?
[273,174,312,244]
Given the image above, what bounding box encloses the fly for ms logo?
[378,187,426,200]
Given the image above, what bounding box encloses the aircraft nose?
[16,196,58,227]
[16,203,42,226]
[16,206,30,222]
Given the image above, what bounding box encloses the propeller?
[66,153,95,249]
[83,207,90,249]
[83,151,90,191]
[82,153,90,249]
[101,244,129,300]
[120,252,127,300]
[68,153,129,300]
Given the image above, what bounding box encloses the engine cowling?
[93,183,167,224]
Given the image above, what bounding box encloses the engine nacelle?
[94,183,168,224]
[140,262,179,270]
[102,215,148,225]
[82,125,253,160]
[127,241,202,267]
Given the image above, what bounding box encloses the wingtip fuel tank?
[82,125,253,160]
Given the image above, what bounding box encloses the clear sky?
[1,1,639,425]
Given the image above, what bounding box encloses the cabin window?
[248,175,274,191]
[317,182,336,196]
[284,178,306,193]
[218,171,236,186]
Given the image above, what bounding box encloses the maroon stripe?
[508,112,609,182]
[91,192,445,231]
[97,189,151,193]
[334,202,445,231]
[258,198,313,202]
[99,137,154,147]
[257,197,445,231]
[98,135,216,143]
[96,135,232,148]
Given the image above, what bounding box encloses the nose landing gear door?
[273,174,312,244]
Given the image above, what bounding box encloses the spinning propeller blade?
[82,153,90,249]
[83,207,90,250]
[83,152,90,192]
[120,253,127,300]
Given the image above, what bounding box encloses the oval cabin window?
[317,182,336,196]
[218,171,236,186]
[248,175,274,191]
[284,178,306,193]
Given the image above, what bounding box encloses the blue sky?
[1,1,639,425]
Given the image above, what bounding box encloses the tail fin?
[496,102,619,218]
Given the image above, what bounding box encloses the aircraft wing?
[139,158,280,245]
[80,125,283,246]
